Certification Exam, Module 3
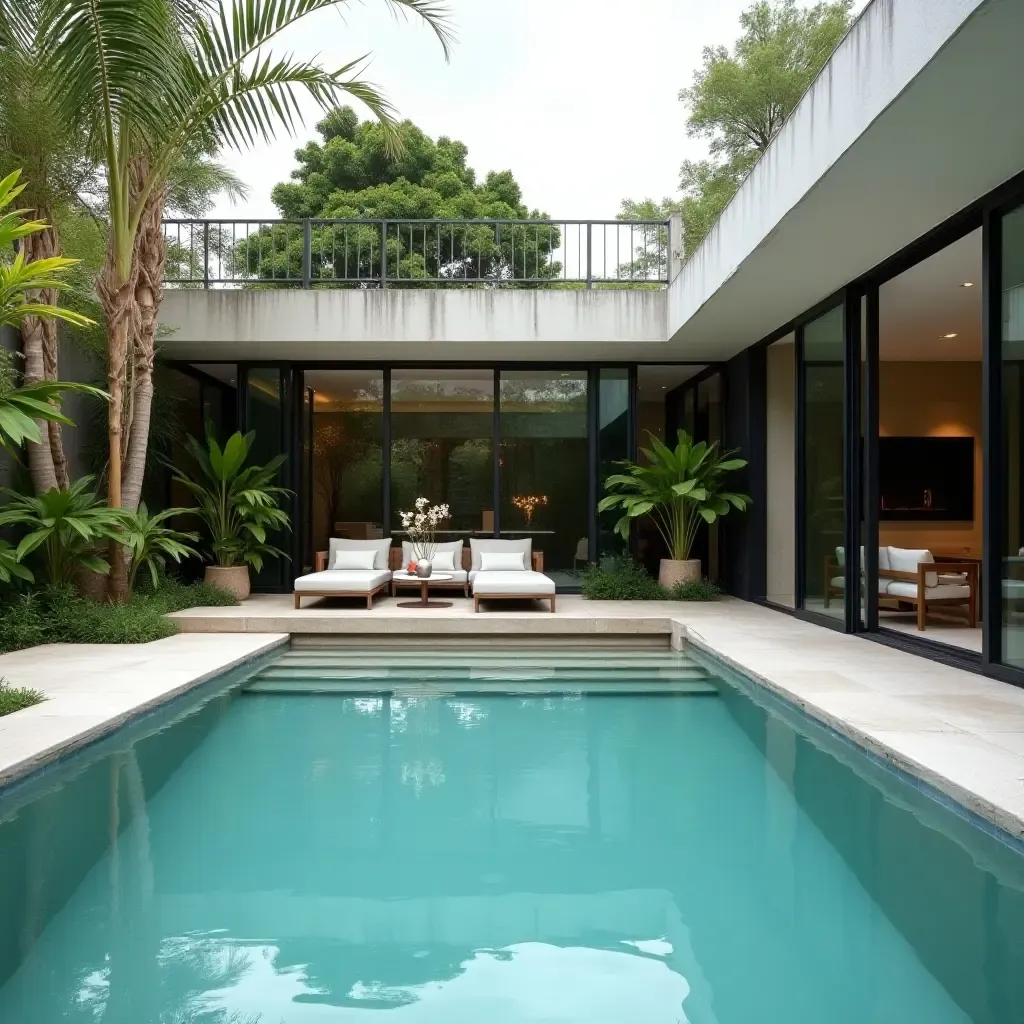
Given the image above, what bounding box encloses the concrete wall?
[766,339,796,607]
[878,360,982,554]
[160,288,669,363]
[666,0,1024,360]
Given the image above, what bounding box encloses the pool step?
[244,677,718,696]
[244,647,718,695]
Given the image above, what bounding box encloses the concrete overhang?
[666,0,1024,361]
[159,287,671,362]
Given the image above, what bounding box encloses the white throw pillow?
[431,551,456,571]
[333,549,377,571]
[479,551,526,571]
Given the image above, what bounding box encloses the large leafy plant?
[598,430,750,561]
[172,427,291,571]
[122,503,200,593]
[0,475,131,583]
[0,169,104,456]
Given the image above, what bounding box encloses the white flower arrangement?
[398,496,451,560]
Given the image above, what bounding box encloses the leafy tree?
[622,0,853,260]
[33,0,451,600]
[244,106,559,284]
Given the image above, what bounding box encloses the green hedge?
[0,579,238,655]
[580,560,722,602]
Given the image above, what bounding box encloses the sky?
[208,0,867,222]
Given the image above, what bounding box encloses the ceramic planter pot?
[659,558,701,590]
[205,564,251,600]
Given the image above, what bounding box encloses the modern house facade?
[160,0,1024,682]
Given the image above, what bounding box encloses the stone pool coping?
[2,598,1023,844]
[0,633,287,787]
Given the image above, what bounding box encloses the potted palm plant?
[171,427,291,600]
[598,430,750,588]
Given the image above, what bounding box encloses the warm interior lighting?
[961,281,974,287]
[512,494,548,524]
[942,333,958,339]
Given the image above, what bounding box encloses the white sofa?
[469,538,556,612]
[293,538,392,609]
[826,546,977,630]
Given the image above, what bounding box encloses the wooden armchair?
[878,561,978,631]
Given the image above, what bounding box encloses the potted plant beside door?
[598,429,750,588]
[172,426,291,600]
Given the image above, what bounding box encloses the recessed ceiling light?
[661,385,667,389]
[961,282,974,288]
[943,333,958,339]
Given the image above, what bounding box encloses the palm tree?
[0,2,99,492]
[38,0,452,599]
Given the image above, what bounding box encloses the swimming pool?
[0,645,1021,1022]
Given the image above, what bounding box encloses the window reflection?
[500,371,589,577]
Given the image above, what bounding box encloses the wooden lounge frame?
[472,551,555,613]
[824,556,978,631]
[293,550,389,609]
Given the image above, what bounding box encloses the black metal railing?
[162,218,672,288]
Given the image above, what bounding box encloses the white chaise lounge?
[826,546,977,631]
[469,538,556,613]
[293,538,392,609]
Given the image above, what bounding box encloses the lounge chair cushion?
[831,576,890,594]
[294,569,391,593]
[887,547,938,587]
[884,581,970,601]
[401,539,463,570]
[470,537,532,571]
[835,546,890,570]
[480,551,527,571]
[472,570,555,596]
[332,549,377,571]
[328,537,392,570]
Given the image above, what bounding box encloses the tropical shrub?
[580,559,667,601]
[0,475,130,584]
[0,580,238,655]
[0,680,44,717]
[669,578,722,601]
[598,430,750,561]
[122,503,199,593]
[172,427,291,572]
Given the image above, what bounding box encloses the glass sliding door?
[598,368,630,560]
[245,367,288,589]
[305,369,385,559]
[1000,203,1024,669]
[800,305,846,620]
[499,370,589,580]
[390,370,494,546]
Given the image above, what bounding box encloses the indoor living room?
[872,229,983,653]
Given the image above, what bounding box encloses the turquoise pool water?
[0,646,1022,1022]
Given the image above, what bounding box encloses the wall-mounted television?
[879,436,974,521]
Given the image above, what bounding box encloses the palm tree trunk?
[19,221,62,494]
[97,251,136,602]
[121,165,164,513]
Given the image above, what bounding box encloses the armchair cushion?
[328,537,392,570]
[472,569,555,596]
[887,547,938,587]
[401,539,464,569]
[885,580,970,601]
[295,569,391,593]
[469,537,532,571]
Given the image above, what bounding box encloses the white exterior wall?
[160,287,669,362]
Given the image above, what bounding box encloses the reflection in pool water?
[0,654,1021,1023]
